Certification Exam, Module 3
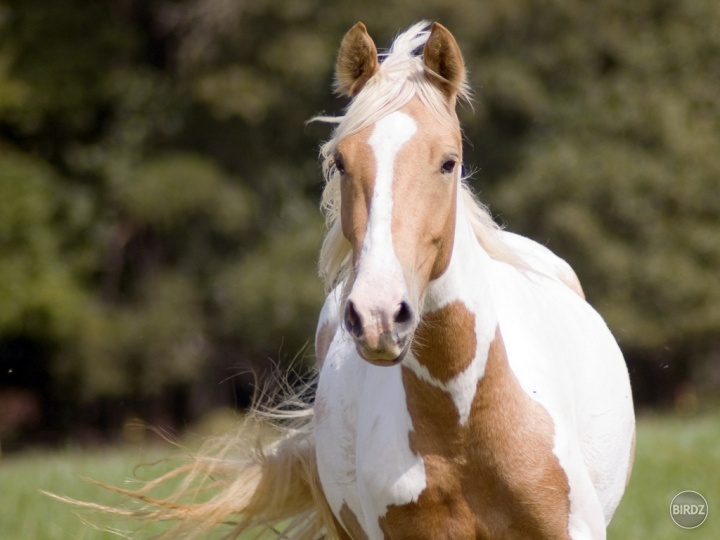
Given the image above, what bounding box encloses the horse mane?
[313,22,523,291]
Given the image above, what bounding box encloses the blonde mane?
[315,22,522,291]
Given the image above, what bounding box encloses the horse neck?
[404,198,501,426]
[423,194,499,347]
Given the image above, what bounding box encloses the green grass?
[608,413,719,539]
[0,444,179,539]
[1,413,718,539]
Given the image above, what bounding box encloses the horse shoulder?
[314,319,369,539]
[489,260,634,533]
[316,338,427,540]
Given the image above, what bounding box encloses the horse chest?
[316,344,429,540]
[377,330,572,540]
[316,323,572,539]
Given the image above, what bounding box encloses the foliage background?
[0,0,719,444]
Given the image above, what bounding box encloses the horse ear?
[423,23,466,101]
[335,22,379,97]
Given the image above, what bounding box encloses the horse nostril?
[344,300,363,338]
[393,301,413,326]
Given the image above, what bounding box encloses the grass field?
[1,413,718,539]
[607,413,719,539]
[0,444,179,539]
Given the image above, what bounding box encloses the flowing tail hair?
[46,374,339,539]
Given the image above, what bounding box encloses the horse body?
[315,175,633,539]
[314,22,634,540]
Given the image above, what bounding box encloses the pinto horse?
[311,22,634,540]
[80,22,634,540]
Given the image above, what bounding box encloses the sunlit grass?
[1,413,717,539]
[608,413,719,538]
[0,445,178,539]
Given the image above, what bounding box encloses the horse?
[66,21,634,540]
[311,22,634,539]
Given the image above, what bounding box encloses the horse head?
[327,23,468,365]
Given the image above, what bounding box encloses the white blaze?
[352,112,417,302]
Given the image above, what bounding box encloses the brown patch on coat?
[411,300,476,383]
[331,514,352,540]
[380,327,571,539]
[338,501,369,540]
[315,320,336,370]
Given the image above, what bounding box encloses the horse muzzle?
[354,334,412,366]
[343,298,416,367]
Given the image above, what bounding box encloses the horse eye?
[441,159,457,174]
[333,155,346,175]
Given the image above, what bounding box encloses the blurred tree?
[0,0,718,442]
[0,148,86,339]
[458,0,720,404]
[0,0,330,436]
